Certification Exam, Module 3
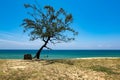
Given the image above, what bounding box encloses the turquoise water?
[0,50,120,59]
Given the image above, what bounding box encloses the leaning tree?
[21,3,78,59]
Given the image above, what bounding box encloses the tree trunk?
[34,37,50,59]
[34,45,44,59]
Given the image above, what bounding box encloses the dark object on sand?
[24,54,32,60]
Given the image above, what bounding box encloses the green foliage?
[46,59,74,65]
[90,65,119,75]
[22,3,78,44]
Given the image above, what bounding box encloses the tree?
[21,3,78,59]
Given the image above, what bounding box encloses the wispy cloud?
[0,31,30,43]
[0,38,43,49]
[0,32,15,39]
[0,31,120,49]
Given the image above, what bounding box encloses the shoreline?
[0,57,120,60]
[73,57,120,60]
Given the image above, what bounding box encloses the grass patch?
[55,59,74,65]
[0,59,120,80]
[0,71,4,76]
[116,64,120,69]
[0,70,33,80]
[0,60,6,65]
[90,65,119,75]
[46,59,74,65]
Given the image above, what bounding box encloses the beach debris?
[24,54,32,60]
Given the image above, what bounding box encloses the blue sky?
[0,0,120,49]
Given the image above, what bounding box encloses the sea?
[0,50,120,59]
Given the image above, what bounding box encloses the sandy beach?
[0,58,120,80]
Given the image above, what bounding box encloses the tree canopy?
[21,3,78,59]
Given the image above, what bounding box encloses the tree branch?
[43,37,46,42]
[45,46,52,50]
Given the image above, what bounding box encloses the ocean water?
[0,50,120,59]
